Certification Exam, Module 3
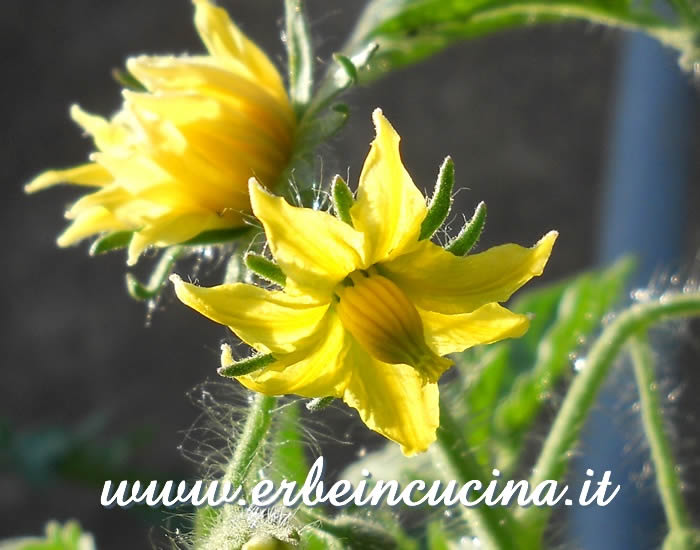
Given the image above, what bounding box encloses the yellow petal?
[127,211,236,265]
[420,303,530,356]
[25,163,111,193]
[57,207,129,247]
[342,342,439,456]
[383,231,558,314]
[192,0,287,103]
[350,109,428,264]
[236,313,352,398]
[249,180,365,296]
[70,105,131,152]
[126,57,292,143]
[171,275,330,355]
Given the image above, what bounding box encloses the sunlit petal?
[342,342,439,456]
[249,180,365,296]
[171,276,329,354]
[350,109,428,264]
[237,314,352,397]
[420,303,530,356]
[383,231,558,314]
[28,0,293,263]
[25,163,111,193]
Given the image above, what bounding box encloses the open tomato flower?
[172,109,557,455]
[25,0,294,265]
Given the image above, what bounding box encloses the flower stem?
[225,394,278,487]
[629,334,690,533]
[438,404,524,550]
[195,393,277,539]
[517,293,700,539]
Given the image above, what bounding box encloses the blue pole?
[572,32,694,549]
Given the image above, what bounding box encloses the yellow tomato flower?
[25,0,294,265]
[172,109,557,455]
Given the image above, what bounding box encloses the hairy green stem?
[225,394,278,487]
[629,335,690,533]
[195,393,278,539]
[517,292,700,538]
[438,404,524,550]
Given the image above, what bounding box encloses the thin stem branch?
[629,334,690,533]
[516,293,700,539]
[438,404,525,550]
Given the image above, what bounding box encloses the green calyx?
[445,200,487,256]
[218,345,277,378]
[331,175,355,226]
[245,253,286,287]
[419,156,455,241]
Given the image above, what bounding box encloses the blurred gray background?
[2,1,699,548]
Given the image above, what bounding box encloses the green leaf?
[302,514,399,550]
[419,156,454,241]
[426,522,451,550]
[461,345,511,465]
[89,231,132,255]
[285,0,314,114]
[493,257,635,468]
[341,0,692,84]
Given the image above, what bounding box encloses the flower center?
[335,269,451,382]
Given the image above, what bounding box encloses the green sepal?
[333,53,359,85]
[89,231,133,255]
[330,42,378,91]
[306,396,335,412]
[284,0,314,116]
[218,350,276,378]
[419,156,454,240]
[445,200,486,256]
[331,175,354,226]
[125,246,183,301]
[245,253,286,286]
[182,226,252,246]
[112,68,146,92]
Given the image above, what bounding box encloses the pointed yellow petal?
[57,207,129,247]
[383,231,558,314]
[171,275,330,355]
[127,211,236,265]
[70,105,131,152]
[342,343,439,456]
[126,57,292,142]
[236,314,352,398]
[25,163,111,193]
[192,0,287,102]
[420,303,530,356]
[350,109,428,264]
[249,180,365,296]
